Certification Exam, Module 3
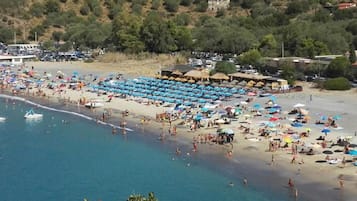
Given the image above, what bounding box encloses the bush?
[80,5,90,15]
[29,2,45,17]
[151,0,161,10]
[164,0,179,12]
[195,1,208,12]
[323,77,351,90]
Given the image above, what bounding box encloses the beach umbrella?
[333,115,342,120]
[201,107,209,112]
[293,103,305,108]
[270,95,277,102]
[349,150,357,156]
[240,101,248,105]
[266,122,276,128]
[269,117,279,121]
[321,128,331,135]
[283,136,292,143]
[253,103,261,109]
[320,115,327,121]
[291,122,303,127]
[222,128,234,135]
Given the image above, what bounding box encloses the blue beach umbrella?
[270,95,277,102]
[291,122,303,127]
[320,115,327,121]
[333,115,341,120]
[201,107,209,112]
[321,128,331,135]
[253,103,261,109]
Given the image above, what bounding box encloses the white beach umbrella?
[293,103,305,108]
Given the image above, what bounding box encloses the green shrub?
[195,1,208,12]
[323,77,351,90]
[164,0,179,12]
[80,5,90,15]
[29,2,45,17]
[151,0,161,10]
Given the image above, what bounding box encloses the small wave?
[0,94,133,132]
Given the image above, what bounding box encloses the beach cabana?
[171,70,183,76]
[210,73,229,80]
[184,70,209,81]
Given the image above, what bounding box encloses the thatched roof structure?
[228,72,270,80]
[184,70,209,79]
[210,72,229,80]
[172,70,183,76]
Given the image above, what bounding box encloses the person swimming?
[229,182,234,187]
[243,178,248,185]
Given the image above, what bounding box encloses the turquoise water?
[0,97,300,201]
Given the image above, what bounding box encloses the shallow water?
[0,96,331,201]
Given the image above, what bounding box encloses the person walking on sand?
[271,154,275,165]
[193,142,198,152]
[339,178,344,189]
[291,155,297,164]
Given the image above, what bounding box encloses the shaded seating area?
[89,77,239,107]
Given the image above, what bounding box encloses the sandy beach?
[2,61,357,200]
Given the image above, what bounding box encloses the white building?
[7,43,40,55]
[208,0,230,11]
[0,55,36,65]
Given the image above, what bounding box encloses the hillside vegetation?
[0,0,357,59]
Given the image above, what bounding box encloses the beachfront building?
[0,55,36,65]
[7,43,41,55]
[208,0,230,11]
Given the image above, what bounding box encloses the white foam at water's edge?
[0,94,133,132]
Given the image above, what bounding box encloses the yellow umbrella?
[283,136,292,143]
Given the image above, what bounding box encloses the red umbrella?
[269,117,279,121]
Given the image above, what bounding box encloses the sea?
[0,95,337,201]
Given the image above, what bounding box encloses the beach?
[2,61,357,200]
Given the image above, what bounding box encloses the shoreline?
[1,61,357,200]
[2,92,354,201]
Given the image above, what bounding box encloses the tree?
[164,0,179,12]
[346,20,357,35]
[325,56,351,78]
[349,45,356,64]
[180,0,192,7]
[45,0,60,14]
[238,49,262,66]
[285,0,309,16]
[52,31,63,42]
[151,0,161,10]
[174,26,193,50]
[259,34,277,57]
[29,2,45,17]
[296,38,329,59]
[214,61,236,74]
[112,11,144,53]
[140,12,177,53]
[0,26,14,43]
[195,0,208,12]
[280,62,297,85]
